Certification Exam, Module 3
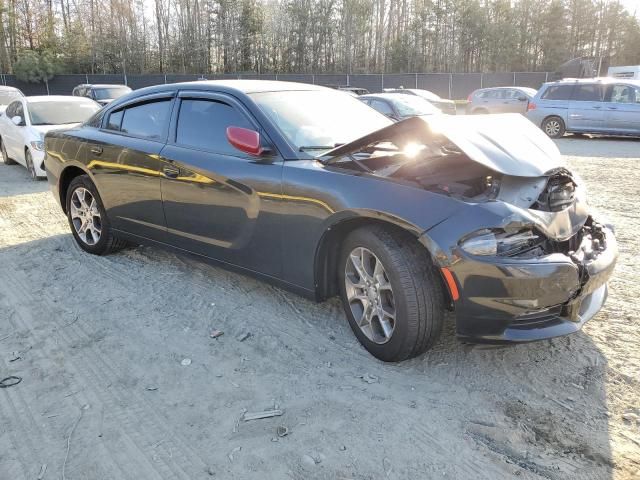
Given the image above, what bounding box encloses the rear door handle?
[608,106,618,110]
[90,146,103,155]
[592,105,602,109]
[163,166,180,178]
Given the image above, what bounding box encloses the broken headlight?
[460,229,542,257]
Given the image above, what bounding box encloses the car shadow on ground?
[555,135,640,158]
[0,163,49,197]
[0,232,618,479]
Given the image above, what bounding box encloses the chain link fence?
[0,72,551,99]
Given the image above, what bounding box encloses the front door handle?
[592,105,602,109]
[90,146,103,155]
[163,166,180,178]
[608,106,618,110]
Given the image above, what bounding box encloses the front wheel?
[541,116,566,138]
[25,150,38,180]
[66,175,128,255]
[338,226,445,362]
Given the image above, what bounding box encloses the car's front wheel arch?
[314,216,442,302]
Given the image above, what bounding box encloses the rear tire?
[338,226,445,362]
[66,175,128,255]
[541,116,566,138]
[1,138,16,165]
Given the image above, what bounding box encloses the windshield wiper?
[299,143,344,152]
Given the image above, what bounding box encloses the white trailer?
[607,65,640,79]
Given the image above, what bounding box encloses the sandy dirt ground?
[0,137,638,480]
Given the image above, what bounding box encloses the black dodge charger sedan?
[44,80,617,362]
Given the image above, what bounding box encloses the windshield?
[250,90,391,152]
[93,87,131,100]
[28,99,101,126]
[392,95,441,117]
[0,91,21,106]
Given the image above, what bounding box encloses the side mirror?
[226,126,264,156]
[517,96,528,101]
[11,115,23,126]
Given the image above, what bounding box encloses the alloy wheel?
[70,187,102,246]
[26,152,36,179]
[344,246,396,344]
[545,120,561,137]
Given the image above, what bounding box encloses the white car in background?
[0,95,101,179]
[0,85,24,114]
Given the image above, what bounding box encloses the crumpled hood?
[323,113,564,177]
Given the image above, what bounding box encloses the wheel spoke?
[344,246,397,345]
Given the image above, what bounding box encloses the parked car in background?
[466,87,537,114]
[328,85,370,96]
[0,86,24,114]
[72,84,132,105]
[0,96,101,179]
[384,88,456,114]
[45,81,616,362]
[526,78,640,138]
[360,93,441,120]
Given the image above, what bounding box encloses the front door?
[159,91,284,278]
[567,83,605,132]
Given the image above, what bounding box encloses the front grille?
[511,305,563,329]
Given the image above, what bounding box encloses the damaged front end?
[321,114,618,343]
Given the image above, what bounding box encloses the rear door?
[603,83,640,134]
[159,91,284,277]
[568,83,605,132]
[501,89,529,113]
[81,91,175,240]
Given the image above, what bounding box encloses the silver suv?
[526,78,640,138]
[467,87,537,114]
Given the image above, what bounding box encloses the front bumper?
[449,223,617,343]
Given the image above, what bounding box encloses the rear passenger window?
[607,85,640,103]
[541,85,574,100]
[572,84,603,102]
[119,99,171,140]
[176,99,253,155]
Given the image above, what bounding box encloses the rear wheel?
[338,226,445,362]
[541,116,566,138]
[66,175,128,255]
[1,138,16,165]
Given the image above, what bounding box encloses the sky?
[619,0,640,16]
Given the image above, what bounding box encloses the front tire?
[1,138,16,165]
[25,150,38,180]
[66,175,128,255]
[541,116,566,138]
[338,226,445,362]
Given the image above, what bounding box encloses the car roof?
[26,95,97,103]
[544,77,640,87]
[0,86,22,92]
[75,84,130,88]
[360,93,410,101]
[132,80,328,97]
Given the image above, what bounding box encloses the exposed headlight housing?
[30,141,44,151]
[460,229,542,257]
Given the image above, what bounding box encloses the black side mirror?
[517,96,528,101]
